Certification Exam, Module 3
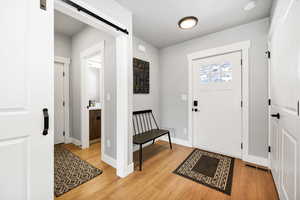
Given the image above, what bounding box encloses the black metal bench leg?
[139,144,143,171]
[167,133,172,150]
[152,139,155,144]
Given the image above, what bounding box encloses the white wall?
[133,37,160,119]
[71,26,117,159]
[54,32,72,58]
[159,18,270,159]
[132,36,160,151]
[87,67,100,102]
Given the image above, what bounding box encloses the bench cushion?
[133,129,169,144]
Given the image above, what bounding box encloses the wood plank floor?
[56,141,278,200]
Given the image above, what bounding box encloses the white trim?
[80,42,105,149]
[54,56,70,65]
[54,0,131,178]
[159,136,192,147]
[133,142,152,152]
[69,137,81,146]
[102,154,117,168]
[187,41,251,161]
[116,35,130,178]
[126,163,134,175]
[267,40,272,166]
[244,155,270,168]
[54,56,70,144]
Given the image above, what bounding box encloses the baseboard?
[68,137,81,146]
[126,162,134,175]
[243,155,269,168]
[159,136,192,147]
[102,153,117,168]
[64,136,72,144]
[133,141,152,152]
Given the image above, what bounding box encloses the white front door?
[0,1,53,200]
[269,1,300,199]
[192,51,242,158]
[54,61,65,144]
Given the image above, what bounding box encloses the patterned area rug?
[174,149,235,195]
[54,145,103,197]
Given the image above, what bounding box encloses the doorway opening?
[80,42,105,150]
[53,0,131,196]
[53,10,109,196]
[54,0,132,179]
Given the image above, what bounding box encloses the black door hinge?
[241,143,243,149]
[63,131,65,136]
[63,72,65,77]
[268,99,271,106]
[63,101,65,107]
[266,51,271,59]
[241,101,243,108]
[268,146,271,153]
[241,59,243,66]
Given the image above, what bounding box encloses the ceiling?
[115,0,273,48]
[54,10,86,36]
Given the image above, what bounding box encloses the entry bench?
[133,110,172,171]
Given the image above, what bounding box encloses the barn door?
[0,1,54,199]
[269,1,300,199]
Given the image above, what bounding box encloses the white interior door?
[54,61,65,144]
[0,1,53,200]
[192,51,242,158]
[269,1,300,200]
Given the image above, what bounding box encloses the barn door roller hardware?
[265,51,271,59]
[61,0,129,35]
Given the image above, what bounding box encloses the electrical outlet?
[107,140,111,148]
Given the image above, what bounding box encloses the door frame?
[54,0,132,177]
[80,42,105,151]
[54,56,71,144]
[187,40,250,160]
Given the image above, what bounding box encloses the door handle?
[43,108,49,135]
[271,113,280,119]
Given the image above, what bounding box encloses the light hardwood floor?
[56,141,278,200]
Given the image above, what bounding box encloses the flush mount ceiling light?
[178,16,198,30]
[244,1,257,11]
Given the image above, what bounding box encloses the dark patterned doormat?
[54,145,103,197]
[173,149,235,195]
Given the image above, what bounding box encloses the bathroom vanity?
[89,107,101,143]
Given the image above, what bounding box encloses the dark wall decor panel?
[133,58,150,94]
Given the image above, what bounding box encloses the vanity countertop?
[89,106,101,111]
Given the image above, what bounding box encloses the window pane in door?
[199,62,232,83]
